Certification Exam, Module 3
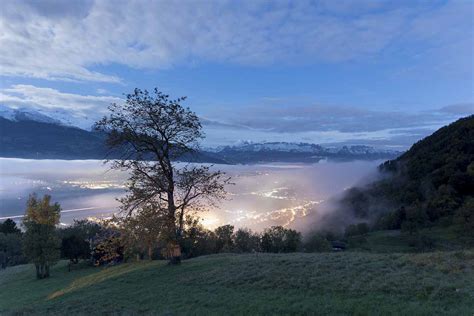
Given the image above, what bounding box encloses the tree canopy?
[22,194,61,279]
[95,88,230,263]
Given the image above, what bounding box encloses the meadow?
[1,250,473,315]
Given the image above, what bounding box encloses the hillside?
[1,252,473,315]
[0,117,107,159]
[338,115,474,230]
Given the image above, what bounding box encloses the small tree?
[69,219,103,245]
[261,226,301,253]
[261,226,285,253]
[118,205,167,260]
[345,222,369,237]
[454,198,474,236]
[91,228,124,266]
[0,219,21,234]
[180,218,217,258]
[95,88,231,264]
[304,233,331,252]
[61,235,90,270]
[0,233,26,268]
[233,228,260,253]
[215,224,234,252]
[402,203,428,235]
[22,194,61,279]
[283,229,302,252]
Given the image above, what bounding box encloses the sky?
[0,0,473,148]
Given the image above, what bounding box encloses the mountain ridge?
[336,115,474,231]
[0,116,401,163]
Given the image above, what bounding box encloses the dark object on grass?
[331,241,347,251]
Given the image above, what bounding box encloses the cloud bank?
[1,0,472,82]
[3,82,470,148]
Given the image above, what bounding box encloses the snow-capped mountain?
[209,141,324,153]
[0,104,62,125]
[212,141,399,155]
[0,105,402,162]
[0,104,95,130]
[208,141,402,164]
[324,145,398,155]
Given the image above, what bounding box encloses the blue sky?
[0,0,473,148]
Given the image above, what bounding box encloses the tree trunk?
[45,264,50,278]
[148,245,153,260]
[178,208,185,239]
[167,190,181,265]
[35,264,41,279]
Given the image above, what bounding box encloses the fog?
[0,158,382,231]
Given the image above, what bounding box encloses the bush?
[407,234,436,251]
[304,233,331,252]
[61,235,90,268]
[0,233,26,267]
[91,228,124,266]
[454,198,474,236]
[345,223,369,237]
[0,219,21,235]
[181,223,217,258]
[233,228,260,253]
[261,226,301,253]
[215,225,234,252]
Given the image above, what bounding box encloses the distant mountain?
[0,117,225,163]
[336,115,474,231]
[0,104,95,130]
[0,117,108,159]
[0,112,401,163]
[213,141,401,163]
[0,105,63,125]
[209,141,325,153]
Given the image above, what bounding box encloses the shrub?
[261,226,301,253]
[233,228,260,253]
[0,233,26,267]
[304,233,331,252]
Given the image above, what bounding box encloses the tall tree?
[95,88,230,264]
[22,194,61,279]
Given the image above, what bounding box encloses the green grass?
[347,227,473,253]
[1,251,473,315]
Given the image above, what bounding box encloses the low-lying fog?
[0,158,382,231]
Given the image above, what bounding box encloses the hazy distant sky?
[0,0,473,148]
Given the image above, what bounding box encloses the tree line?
[0,193,340,278]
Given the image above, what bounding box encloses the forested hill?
[340,115,474,232]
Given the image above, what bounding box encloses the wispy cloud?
[0,83,470,147]
[202,101,473,147]
[0,84,122,128]
[0,0,471,82]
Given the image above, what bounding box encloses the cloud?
[211,102,462,133]
[0,84,122,128]
[0,84,470,147]
[0,0,471,82]
[438,103,474,115]
[201,101,471,147]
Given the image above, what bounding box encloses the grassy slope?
[347,227,473,253]
[1,252,473,315]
